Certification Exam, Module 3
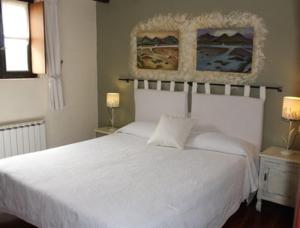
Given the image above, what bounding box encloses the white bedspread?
[0,133,256,228]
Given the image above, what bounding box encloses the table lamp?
[281,96,300,155]
[106,93,120,129]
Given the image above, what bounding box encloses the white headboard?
[191,94,265,152]
[133,80,267,151]
[134,80,189,122]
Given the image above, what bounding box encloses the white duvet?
[0,132,257,228]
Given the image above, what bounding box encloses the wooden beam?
[94,0,109,3]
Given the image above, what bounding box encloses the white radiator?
[0,119,46,159]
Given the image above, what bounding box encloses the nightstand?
[94,127,118,137]
[256,146,300,212]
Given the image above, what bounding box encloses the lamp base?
[280,150,294,156]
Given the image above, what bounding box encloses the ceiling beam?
[94,0,109,3]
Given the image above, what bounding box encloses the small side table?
[256,146,300,212]
[94,127,118,137]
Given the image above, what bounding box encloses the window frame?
[0,0,36,79]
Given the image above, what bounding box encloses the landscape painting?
[196,28,254,73]
[137,31,179,70]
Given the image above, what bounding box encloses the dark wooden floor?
[224,200,294,228]
[0,200,294,228]
[0,213,34,228]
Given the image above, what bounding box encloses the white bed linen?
[0,133,255,228]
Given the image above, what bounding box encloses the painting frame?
[130,14,191,81]
[189,12,267,84]
[130,12,267,84]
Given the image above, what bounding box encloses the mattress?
[0,133,255,228]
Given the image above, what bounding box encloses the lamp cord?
[291,130,299,149]
[107,108,113,126]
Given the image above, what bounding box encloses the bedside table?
[256,146,300,212]
[95,127,118,137]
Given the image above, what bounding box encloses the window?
[0,0,45,79]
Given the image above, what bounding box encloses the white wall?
[0,0,98,148]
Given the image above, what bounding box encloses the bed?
[0,82,265,228]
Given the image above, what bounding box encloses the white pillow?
[117,121,156,139]
[186,132,256,157]
[147,114,195,149]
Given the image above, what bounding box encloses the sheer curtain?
[44,0,64,111]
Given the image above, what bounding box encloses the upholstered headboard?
[191,93,265,152]
[134,81,189,122]
[133,80,266,151]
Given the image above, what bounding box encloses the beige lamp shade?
[106,93,120,108]
[282,96,300,120]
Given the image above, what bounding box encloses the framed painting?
[130,13,266,83]
[137,31,179,70]
[130,14,189,81]
[188,12,267,84]
[196,28,254,73]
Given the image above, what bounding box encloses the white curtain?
[44,0,64,111]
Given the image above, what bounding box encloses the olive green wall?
[97,0,300,150]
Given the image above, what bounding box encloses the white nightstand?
[256,146,300,212]
[94,127,118,137]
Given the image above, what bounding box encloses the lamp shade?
[282,96,300,120]
[106,93,120,108]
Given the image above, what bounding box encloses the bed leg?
[256,199,262,212]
